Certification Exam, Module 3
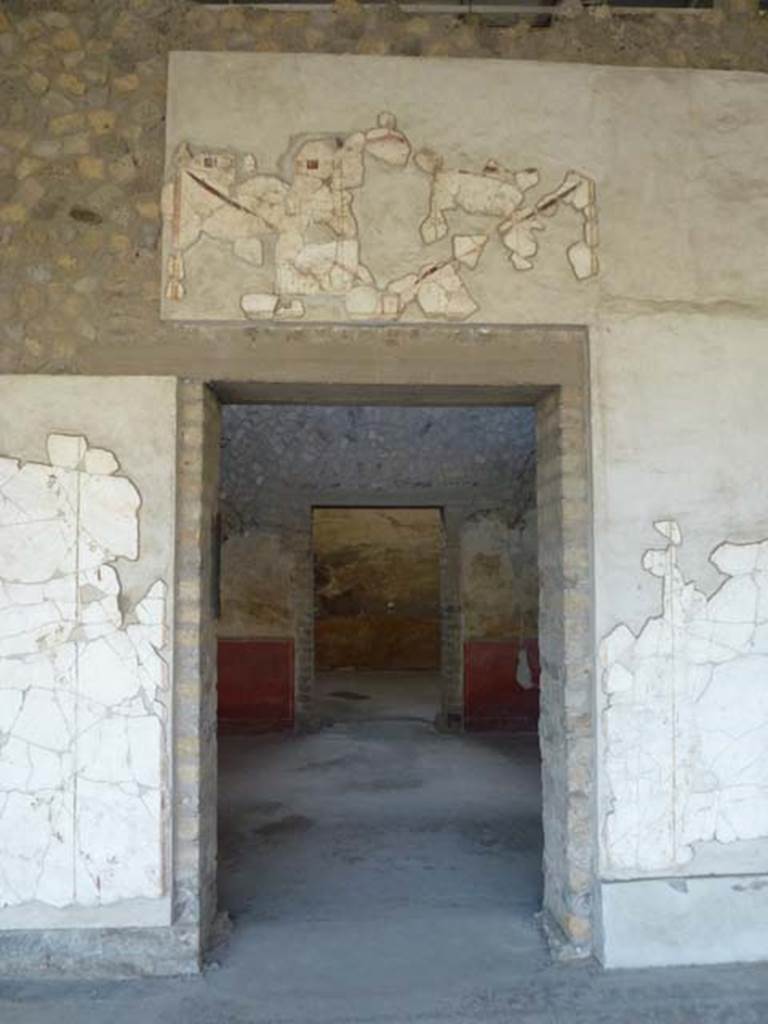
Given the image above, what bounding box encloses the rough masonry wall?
[173,382,220,954]
[2,0,768,373]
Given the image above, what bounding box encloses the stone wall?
[174,381,220,958]
[535,385,594,955]
[220,404,536,537]
[2,0,768,374]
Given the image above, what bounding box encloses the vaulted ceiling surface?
[220,404,536,532]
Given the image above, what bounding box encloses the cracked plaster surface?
[162,111,598,323]
[600,520,768,876]
[0,434,167,910]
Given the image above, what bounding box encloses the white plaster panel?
[162,54,602,323]
[0,377,176,929]
[599,519,768,876]
[601,876,768,968]
[162,54,768,323]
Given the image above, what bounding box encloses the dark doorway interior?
[312,506,443,723]
[313,507,442,674]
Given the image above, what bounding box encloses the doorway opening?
[215,402,541,733]
[212,397,555,962]
[179,341,595,964]
[313,506,444,724]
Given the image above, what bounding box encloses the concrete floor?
[3,676,768,1022]
[314,669,442,723]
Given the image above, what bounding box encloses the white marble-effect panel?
[0,434,168,913]
[600,520,768,876]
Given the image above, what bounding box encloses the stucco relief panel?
[0,434,168,911]
[161,112,598,322]
[600,521,768,876]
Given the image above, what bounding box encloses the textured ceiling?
[221,404,536,532]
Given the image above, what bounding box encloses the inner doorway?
[312,506,443,724]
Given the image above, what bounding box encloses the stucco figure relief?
[162,112,598,322]
[601,521,768,875]
[0,435,167,910]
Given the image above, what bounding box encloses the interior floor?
[5,721,768,1023]
[218,720,543,938]
[313,669,442,723]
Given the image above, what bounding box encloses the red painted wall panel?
[218,638,294,731]
[464,639,540,732]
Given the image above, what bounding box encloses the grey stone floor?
[2,676,767,1023]
[313,668,442,723]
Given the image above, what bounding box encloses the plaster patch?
[0,434,168,911]
[162,113,598,322]
[452,233,488,270]
[600,521,768,874]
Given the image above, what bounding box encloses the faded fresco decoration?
[162,112,598,322]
